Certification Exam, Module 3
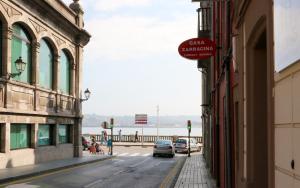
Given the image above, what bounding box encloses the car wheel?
[153,154,156,157]
[171,154,174,158]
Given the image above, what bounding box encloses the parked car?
[153,140,175,158]
[82,135,92,150]
[174,138,201,153]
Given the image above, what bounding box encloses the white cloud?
[84,15,196,62]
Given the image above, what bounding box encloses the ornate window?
[11,24,31,83]
[10,124,31,150]
[59,50,70,94]
[38,124,53,146]
[39,39,53,89]
[59,124,71,144]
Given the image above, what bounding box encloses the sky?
[62,0,202,116]
[274,0,300,71]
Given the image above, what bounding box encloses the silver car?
[175,138,201,153]
[153,140,175,158]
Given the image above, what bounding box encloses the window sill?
[10,148,33,151]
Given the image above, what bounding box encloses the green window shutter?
[59,51,70,94]
[59,125,70,144]
[10,124,30,150]
[10,125,17,149]
[11,24,31,84]
[39,39,53,89]
[38,124,52,146]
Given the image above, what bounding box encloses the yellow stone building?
[0,0,90,169]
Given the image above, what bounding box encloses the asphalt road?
[4,146,187,188]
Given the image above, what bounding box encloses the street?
[3,147,190,188]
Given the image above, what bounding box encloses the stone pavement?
[0,153,114,184]
[174,154,216,188]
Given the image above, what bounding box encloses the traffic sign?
[135,114,148,124]
[178,38,216,60]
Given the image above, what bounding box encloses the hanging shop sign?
[178,38,216,60]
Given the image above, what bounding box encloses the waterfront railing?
[86,134,202,143]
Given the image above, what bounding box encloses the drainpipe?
[225,0,232,187]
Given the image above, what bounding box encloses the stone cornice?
[8,0,91,46]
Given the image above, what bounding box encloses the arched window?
[59,50,70,94]
[11,24,31,83]
[39,39,53,89]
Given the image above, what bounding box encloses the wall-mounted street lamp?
[80,88,91,102]
[7,57,26,79]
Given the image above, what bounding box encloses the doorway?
[246,20,269,188]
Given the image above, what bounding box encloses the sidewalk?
[0,153,114,184]
[174,154,216,188]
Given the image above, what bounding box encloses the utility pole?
[156,105,159,141]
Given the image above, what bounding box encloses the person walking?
[107,138,112,155]
[104,130,108,143]
[119,129,122,142]
[135,131,138,142]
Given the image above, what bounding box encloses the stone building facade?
[0,0,90,169]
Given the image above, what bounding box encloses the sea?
[82,126,202,137]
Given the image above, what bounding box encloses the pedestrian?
[119,129,122,142]
[101,131,104,145]
[135,131,138,142]
[107,138,112,155]
[95,143,104,154]
[91,135,96,144]
[104,130,108,143]
[89,143,96,154]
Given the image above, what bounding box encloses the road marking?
[129,158,151,168]
[5,183,39,188]
[143,153,151,157]
[84,179,104,188]
[0,157,116,187]
[118,153,129,156]
[129,153,140,156]
[112,170,125,176]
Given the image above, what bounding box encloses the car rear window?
[156,140,171,145]
[176,139,187,144]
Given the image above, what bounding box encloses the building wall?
[0,0,90,169]
[233,0,274,188]
[274,62,300,187]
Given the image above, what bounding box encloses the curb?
[0,155,115,185]
[159,156,187,188]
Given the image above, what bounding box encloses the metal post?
[142,123,144,146]
[156,105,159,141]
[188,129,191,157]
[111,127,113,155]
[187,120,191,157]
[110,118,114,156]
